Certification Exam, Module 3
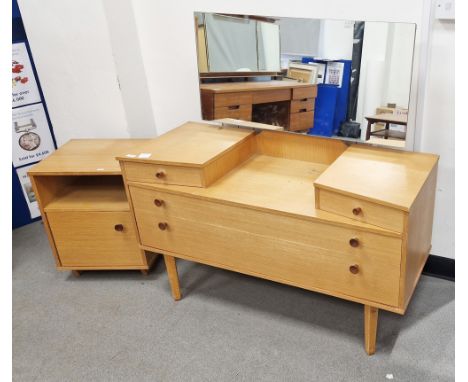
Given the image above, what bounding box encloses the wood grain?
[318,188,405,233]
[129,185,403,258]
[47,211,143,267]
[164,255,181,301]
[289,111,314,131]
[364,305,378,355]
[314,144,439,211]
[400,164,438,310]
[256,130,347,165]
[116,122,254,167]
[291,98,315,113]
[214,104,252,120]
[135,214,400,306]
[200,81,315,93]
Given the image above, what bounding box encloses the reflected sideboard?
[200,81,317,132]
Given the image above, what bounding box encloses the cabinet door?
[47,211,143,267]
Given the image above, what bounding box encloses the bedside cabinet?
[28,139,157,275]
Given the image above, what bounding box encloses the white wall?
[17,0,131,146]
[18,0,454,258]
[317,19,354,60]
[415,13,455,259]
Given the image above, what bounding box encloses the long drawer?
[130,186,402,306]
[47,211,143,267]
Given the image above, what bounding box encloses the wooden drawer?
[214,104,252,120]
[47,211,142,267]
[252,89,291,104]
[136,211,400,306]
[316,188,405,233]
[291,98,315,113]
[292,86,317,100]
[130,186,402,304]
[289,111,314,131]
[122,161,204,187]
[214,92,253,107]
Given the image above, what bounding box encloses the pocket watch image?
[15,119,41,151]
[19,131,41,151]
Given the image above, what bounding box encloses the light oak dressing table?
[118,121,438,355]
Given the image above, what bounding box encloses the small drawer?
[214,92,253,107]
[291,98,315,113]
[47,211,142,267]
[252,89,290,104]
[292,86,317,100]
[289,111,314,131]
[214,104,252,120]
[316,188,405,233]
[123,161,203,187]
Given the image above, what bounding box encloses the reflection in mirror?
[195,12,416,148]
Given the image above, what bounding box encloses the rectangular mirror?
[195,12,416,149]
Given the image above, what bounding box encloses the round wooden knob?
[155,171,166,179]
[154,199,164,207]
[349,264,359,274]
[349,238,360,247]
[352,207,362,216]
[114,224,124,232]
[158,222,168,231]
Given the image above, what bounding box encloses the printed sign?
[12,103,55,167]
[16,164,40,219]
[325,62,345,88]
[12,42,41,107]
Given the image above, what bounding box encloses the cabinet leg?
[71,270,81,277]
[163,255,181,301]
[364,305,379,355]
[140,270,149,276]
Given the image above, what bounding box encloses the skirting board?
[422,254,455,281]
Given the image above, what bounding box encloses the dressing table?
[200,81,317,132]
[118,121,438,355]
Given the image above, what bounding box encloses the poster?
[16,164,40,219]
[12,42,41,108]
[325,62,345,88]
[12,103,55,167]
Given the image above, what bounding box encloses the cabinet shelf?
[44,179,129,212]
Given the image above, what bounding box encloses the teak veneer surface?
[200,80,314,93]
[314,145,439,211]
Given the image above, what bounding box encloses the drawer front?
[47,211,142,267]
[214,104,252,120]
[289,111,314,131]
[130,186,401,307]
[317,188,405,233]
[214,92,253,107]
[252,89,291,104]
[291,98,315,113]
[123,161,204,187]
[292,86,317,100]
[137,213,400,306]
